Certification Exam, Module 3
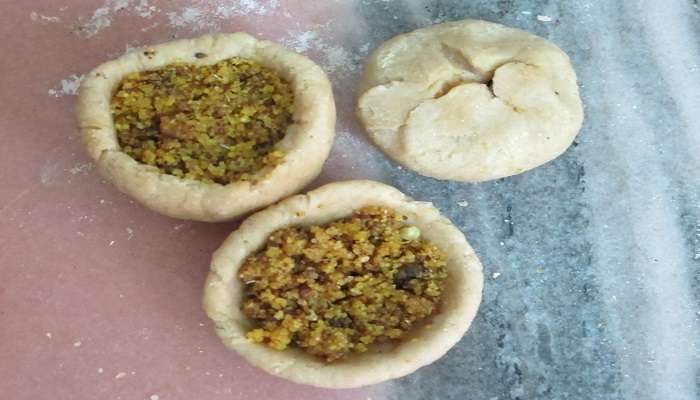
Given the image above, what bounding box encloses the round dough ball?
[77,33,335,221]
[357,19,584,182]
[203,180,483,388]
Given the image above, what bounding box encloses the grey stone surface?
[348,1,700,399]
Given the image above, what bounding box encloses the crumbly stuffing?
[239,206,448,362]
[111,57,294,184]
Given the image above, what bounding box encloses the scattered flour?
[69,162,94,175]
[157,0,363,78]
[537,15,553,22]
[214,0,280,18]
[166,1,280,31]
[284,30,318,52]
[74,0,158,38]
[40,162,59,185]
[140,22,159,32]
[281,28,367,77]
[167,7,204,29]
[48,74,84,97]
[115,371,127,379]
[323,46,353,75]
[30,11,61,24]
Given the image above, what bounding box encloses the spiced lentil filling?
[110,57,294,184]
[239,206,448,362]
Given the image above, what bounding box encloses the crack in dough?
[357,20,584,182]
[439,42,488,82]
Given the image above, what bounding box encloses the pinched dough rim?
[203,180,484,388]
[77,33,335,222]
[357,19,584,182]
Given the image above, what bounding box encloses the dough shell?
[77,33,336,221]
[357,19,584,182]
[203,180,484,388]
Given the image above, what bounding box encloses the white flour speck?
[322,46,352,74]
[140,22,159,32]
[284,30,318,52]
[73,341,82,347]
[98,367,104,373]
[30,11,62,24]
[126,227,134,240]
[521,11,532,15]
[215,0,279,18]
[115,371,127,379]
[537,15,553,22]
[77,3,113,38]
[48,74,84,97]
[150,395,160,400]
[40,162,59,185]
[45,332,52,339]
[133,0,157,18]
[457,200,469,207]
[358,43,371,55]
[69,162,94,175]
[167,7,203,28]
[109,240,116,246]
[492,272,502,279]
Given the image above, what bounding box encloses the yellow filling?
[111,57,294,184]
[239,206,448,362]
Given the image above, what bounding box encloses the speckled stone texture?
[355,1,700,399]
[1,1,699,399]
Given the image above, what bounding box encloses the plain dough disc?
[203,180,484,388]
[357,19,584,182]
[77,33,336,222]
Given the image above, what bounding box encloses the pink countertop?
[0,1,387,399]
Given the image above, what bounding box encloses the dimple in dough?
[357,19,584,182]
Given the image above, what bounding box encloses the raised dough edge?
[202,180,484,388]
[77,32,336,221]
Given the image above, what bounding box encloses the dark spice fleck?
[395,263,424,290]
